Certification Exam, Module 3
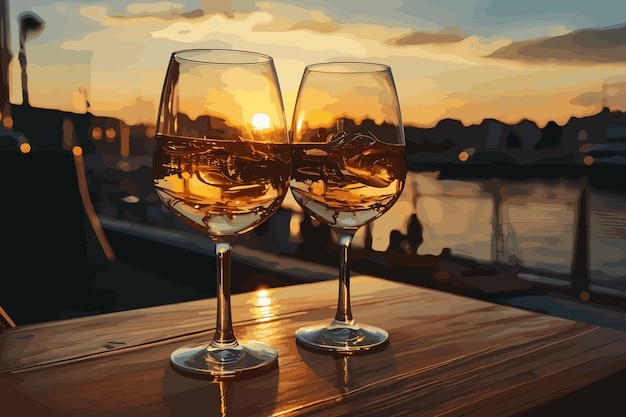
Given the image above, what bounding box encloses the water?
[357,171,626,298]
[588,190,626,296]
[90,149,626,299]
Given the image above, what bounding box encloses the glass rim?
[304,61,390,74]
[171,48,274,65]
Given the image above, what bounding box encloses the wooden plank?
[2,278,625,416]
[273,327,626,416]
[0,276,409,372]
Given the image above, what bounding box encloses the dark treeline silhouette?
[404,107,626,191]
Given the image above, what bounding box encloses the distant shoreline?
[407,161,625,190]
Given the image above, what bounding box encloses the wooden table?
[2,276,626,416]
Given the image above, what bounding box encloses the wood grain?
[1,276,625,416]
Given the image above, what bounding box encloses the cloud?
[572,79,626,109]
[125,2,185,16]
[388,27,466,46]
[477,0,625,28]
[196,0,237,15]
[488,24,626,64]
[250,4,340,33]
[12,0,626,129]
[288,19,341,34]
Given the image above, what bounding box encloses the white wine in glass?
[153,49,290,376]
[290,62,406,353]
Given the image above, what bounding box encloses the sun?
[251,112,271,130]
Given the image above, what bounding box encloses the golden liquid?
[290,139,406,229]
[153,135,290,236]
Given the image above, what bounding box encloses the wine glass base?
[295,321,389,354]
[170,340,278,377]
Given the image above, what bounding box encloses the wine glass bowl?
[290,62,406,353]
[153,49,290,376]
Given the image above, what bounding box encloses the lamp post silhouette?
[0,0,12,125]
[18,12,44,107]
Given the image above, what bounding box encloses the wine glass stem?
[212,238,237,347]
[334,230,355,325]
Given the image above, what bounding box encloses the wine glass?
[290,62,406,353]
[153,49,290,376]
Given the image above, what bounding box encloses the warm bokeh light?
[145,126,156,138]
[583,155,594,166]
[288,211,305,243]
[91,127,102,140]
[120,124,130,157]
[458,147,475,162]
[105,128,116,141]
[118,160,132,172]
[72,146,82,156]
[19,142,31,154]
[3,115,13,129]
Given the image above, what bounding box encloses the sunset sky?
[6,0,626,128]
